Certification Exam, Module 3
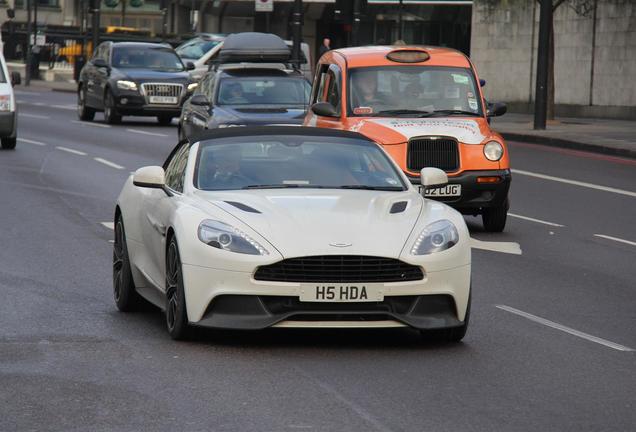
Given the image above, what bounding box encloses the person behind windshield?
[199,145,252,189]
[222,83,248,105]
[351,69,392,113]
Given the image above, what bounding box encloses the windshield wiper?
[338,185,405,191]
[430,109,480,117]
[242,184,327,189]
[372,109,433,117]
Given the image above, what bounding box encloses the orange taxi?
[304,46,511,232]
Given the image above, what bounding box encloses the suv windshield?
[112,47,185,72]
[176,37,222,60]
[217,77,310,106]
[348,66,483,117]
[195,135,406,191]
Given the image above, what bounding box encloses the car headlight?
[198,220,269,255]
[116,80,138,91]
[484,141,504,161]
[0,95,11,112]
[187,82,198,92]
[411,220,459,255]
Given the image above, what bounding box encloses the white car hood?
[195,189,422,259]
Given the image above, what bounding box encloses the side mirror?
[10,71,21,87]
[190,94,210,106]
[487,102,507,117]
[92,58,109,69]
[311,102,338,117]
[133,166,165,189]
[479,79,486,87]
[420,168,448,189]
[186,61,195,71]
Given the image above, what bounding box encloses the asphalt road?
[1,88,635,432]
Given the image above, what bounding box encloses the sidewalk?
[17,80,76,93]
[492,113,636,159]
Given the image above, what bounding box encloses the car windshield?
[348,66,483,117]
[176,37,222,60]
[195,135,406,191]
[216,77,310,106]
[112,47,185,71]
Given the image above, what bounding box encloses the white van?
[0,52,20,149]
[177,34,313,81]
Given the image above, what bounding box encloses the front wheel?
[77,87,95,121]
[482,198,509,232]
[113,216,141,311]
[104,90,122,124]
[165,237,190,340]
[1,137,17,150]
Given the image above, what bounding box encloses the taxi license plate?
[419,184,462,197]
[149,96,178,104]
[300,284,383,302]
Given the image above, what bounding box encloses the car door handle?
[146,214,166,237]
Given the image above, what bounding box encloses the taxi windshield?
[348,66,482,117]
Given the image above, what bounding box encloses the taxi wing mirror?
[420,168,448,189]
[190,94,210,106]
[487,102,507,117]
[133,166,165,189]
[479,79,486,87]
[311,102,338,117]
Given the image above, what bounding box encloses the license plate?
[149,96,178,104]
[300,284,383,302]
[419,184,462,197]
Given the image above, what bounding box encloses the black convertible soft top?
[188,126,374,146]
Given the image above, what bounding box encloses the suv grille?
[141,83,183,103]
[407,136,459,172]
[254,256,424,283]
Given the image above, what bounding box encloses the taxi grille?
[407,137,459,172]
[141,83,183,102]
[254,256,424,283]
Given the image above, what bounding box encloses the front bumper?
[408,169,511,213]
[181,263,471,330]
[0,111,17,137]
[113,91,184,117]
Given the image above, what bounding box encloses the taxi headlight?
[116,80,138,91]
[198,220,269,255]
[484,141,504,161]
[411,220,459,255]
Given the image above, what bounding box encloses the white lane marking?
[51,104,76,110]
[33,102,46,106]
[17,138,47,146]
[511,168,636,198]
[496,305,634,352]
[94,157,124,170]
[508,213,565,227]
[20,113,49,119]
[101,222,115,230]
[71,120,111,128]
[470,238,522,255]
[594,234,636,247]
[126,128,168,137]
[56,146,87,156]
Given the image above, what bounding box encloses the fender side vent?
[390,201,408,214]
[225,201,261,213]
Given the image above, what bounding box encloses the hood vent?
[390,201,408,214]
[225,201,261,213]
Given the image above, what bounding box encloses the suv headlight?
[484,141,504,161]
[198,220,269,255]
[411,220,459,255]
[0,95,11,112]
[187,82,198,92]
[116,80,138,91]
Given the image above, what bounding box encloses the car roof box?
[219,32,291,64]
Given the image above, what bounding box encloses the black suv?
[77,42,197,125]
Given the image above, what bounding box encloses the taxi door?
[305,62,345,130]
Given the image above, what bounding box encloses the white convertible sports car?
[114,127,471,341]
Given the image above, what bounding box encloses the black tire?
[482,198,509,232]
[77,86,95,121]
[104,90,122,124]
[1,137,17,150]
[113,216,141,312]
[157,115,173,126]
[165,236,190,340]
[421,291,471,343]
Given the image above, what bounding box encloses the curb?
[501,132,636,160]
[51,87,77,94]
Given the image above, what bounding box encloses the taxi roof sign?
[386,50,430,63]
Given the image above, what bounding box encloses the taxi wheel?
[77,87,95,121]
[1,137,17,150]
[157,115,173,126]
[482,198,509,232]
[104,90,122,124]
